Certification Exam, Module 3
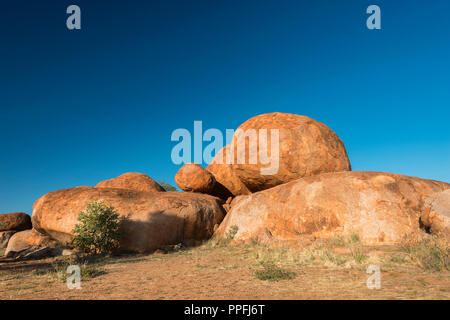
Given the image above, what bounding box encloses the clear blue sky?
[1,0,449,214]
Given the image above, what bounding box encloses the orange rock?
[175,163,216,193]
[0,231,16,249]
[206,112,351,197]
[421,189,450,236]
[32,187,225,252]
[0,212,32,231]
[95,172,165,192]
[5,229,55,256]
[214,171,450,245]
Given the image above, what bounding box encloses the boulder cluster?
[1,173,225,259]
[1,112,449,260]
[177,112,450,244]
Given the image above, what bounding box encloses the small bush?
[318,248,349,266]
[329,233,360,247]
[329,236,347,247]
[400,237,449,272]
[350,233,360,244]
[254,261,296,282]
[71,200,121,255]
[350,246,368,264]
[225,225,239,241]
[212,225,239,246]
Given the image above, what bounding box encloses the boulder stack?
[0,212,32,250]
[175,112,351,198]
[2,112,449,258]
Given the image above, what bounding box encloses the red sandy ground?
[0,244,448,300]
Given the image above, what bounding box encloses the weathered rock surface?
[0,212,32,231]
[5,229,58,258]
[0,231,16,249]
[214,171,450,245]
[175,163,216,193]
[95,172,165,192]
[32,187,226,252]
[206,112,351,197]
[421,189,450,236]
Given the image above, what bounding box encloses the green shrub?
[350,246,368,264]
[400,237,449,272]
[71,200,121,255]
[254,261,296,282]
[157,180,177,191]
[328,233,360,247]
[350,233,360,244]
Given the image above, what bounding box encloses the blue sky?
[1,0,449,214]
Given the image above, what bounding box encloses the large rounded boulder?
[214,171,450,245]
[95,172,165,192]
[206,112,351,197]
[0,212,32,232]
[32,187,226,252]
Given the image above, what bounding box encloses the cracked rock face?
[32,186,226,253]
[421,189,450,236]
[214,171,450,245]
[206,112,351,197]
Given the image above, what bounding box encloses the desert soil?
[0,241,449,300]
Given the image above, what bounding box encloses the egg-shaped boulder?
[206,112,351,197]
[175,163,216,194]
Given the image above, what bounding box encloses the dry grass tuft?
[400,236,449,272]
